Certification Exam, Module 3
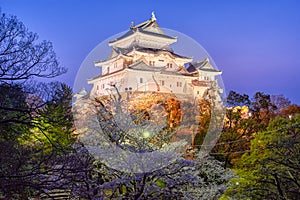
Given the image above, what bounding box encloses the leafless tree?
[0,11,66,83]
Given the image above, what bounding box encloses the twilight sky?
[1,0,300,104]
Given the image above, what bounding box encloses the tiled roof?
[127,59,193,76]
[160,70,194,77]
[109,29,135,44]
[186,58,221,73]
[139,29,176,40]
[95,51,132,64]
[88,68,126,81]
[131,18,153,29]
[134,47,191,59]
[191,80,207,87]
[108,47,129,59]
[199,68,221,72]
[96,46,191,64]
[109,14,176,45]
[128,60,165,72]
[109,29,176,44]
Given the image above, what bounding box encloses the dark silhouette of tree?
[251,91,277,124]
[271,94,291,113]
[0,11,73,199]
[0,11,66,83]
[0,83,76,198]
[226,90,251,108]
[0,10,68,149]
[0,83,30,138]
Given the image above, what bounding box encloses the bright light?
[142,130,151,138]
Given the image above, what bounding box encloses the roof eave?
[108,33,136,46]
[88,69,128,83]
[198,69,222,75]
[94,54,132,66]
[108,31,177,47]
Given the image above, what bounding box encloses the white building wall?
[90,56,218,99]
[109,59,124,74]
[102,65,108,75]
[91,73,125,96]
[90,65,219,99]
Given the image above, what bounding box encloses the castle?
[88,13,222,100]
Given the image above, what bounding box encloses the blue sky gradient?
[1,0,300,103]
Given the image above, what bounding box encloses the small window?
[102,84,105,89]
[160,80,165,86]
[177,82,182,87]
[149,61,155,66]
[140,78,143,83]
[167,63,173,68]
[114,63,117,68]
[204,76,210,81]
[97,85,99,90]
[197,91,200,95]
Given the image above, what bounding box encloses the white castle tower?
[88,13,222,99]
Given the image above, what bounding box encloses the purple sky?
[1,0,300,104]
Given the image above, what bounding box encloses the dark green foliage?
[0,10,73,198]
[224,116,300,199]
[0,83,30,140]
[34,83,75,151]
[0,83,75,198]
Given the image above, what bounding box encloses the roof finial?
[151,11,156,21]
[130,21,134,29]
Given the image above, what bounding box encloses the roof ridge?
[131,12,157,30]
[128,59,145,67]
[131,20,151,29]
[132,47,191,59]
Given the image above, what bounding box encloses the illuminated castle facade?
[88,13,222,99]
